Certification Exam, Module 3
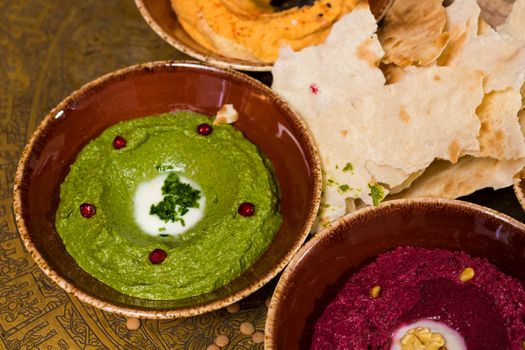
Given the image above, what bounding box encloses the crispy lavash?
[272,0,525,229]
[378,0,449,66]
[395,0,525,200]
[390,156,525,200]
[439,0,525,93]
[497,0,525,40]
[469,88,525,160]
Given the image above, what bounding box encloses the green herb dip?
[55,111,281,300]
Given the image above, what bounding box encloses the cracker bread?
[379,0,449,66]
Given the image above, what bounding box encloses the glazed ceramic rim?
[134,0,273,72]
[513,178,525,213]
[13,60,322,319]
[264,198,525,349]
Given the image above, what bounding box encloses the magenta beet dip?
[311,246,525,350]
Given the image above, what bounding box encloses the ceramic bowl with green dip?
[13,61,322,318]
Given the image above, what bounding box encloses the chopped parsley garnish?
[150,173,201,226]
[343,162,353,172]
[368,183,385,206]
[339,184,350,193]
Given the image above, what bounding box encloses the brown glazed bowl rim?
[133,0,394,72]
[13,60,322,319]
[134,0,273,72]
[264,198,525,348]
[513,178,525,213]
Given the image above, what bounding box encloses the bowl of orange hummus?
[135,0,393,71]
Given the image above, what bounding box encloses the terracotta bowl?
[134,0,394,72]
[265,199,525,349]
[13,61,321,319]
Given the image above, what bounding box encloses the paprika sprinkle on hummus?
[170,0,360,63]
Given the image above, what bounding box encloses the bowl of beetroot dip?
[265,199,525,350]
